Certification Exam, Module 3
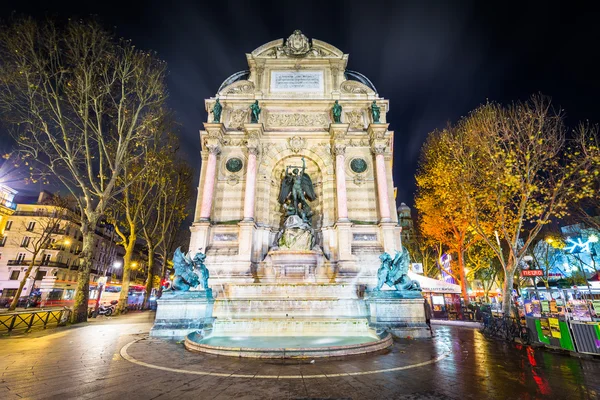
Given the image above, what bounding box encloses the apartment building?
[0,190,124,304]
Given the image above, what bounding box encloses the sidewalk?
[432,319,482,329]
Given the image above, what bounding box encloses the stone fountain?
[151,156,429,358]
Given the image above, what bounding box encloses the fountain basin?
[185,330,392,359]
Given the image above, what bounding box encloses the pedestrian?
[424,299,433,334]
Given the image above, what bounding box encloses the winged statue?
[278,157,317,223]
[375,247,421,292]
[170,247,209,291]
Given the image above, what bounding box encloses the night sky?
[1,0,599,209]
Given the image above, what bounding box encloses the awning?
[408,272,462,294]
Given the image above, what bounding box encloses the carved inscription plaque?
[270,71,324,93]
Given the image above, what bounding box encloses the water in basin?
[196,335,379,349]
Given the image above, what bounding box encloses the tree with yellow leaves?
[449,95,599,315]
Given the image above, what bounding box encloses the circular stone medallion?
[350,158,368,173]
[226,157,243,173]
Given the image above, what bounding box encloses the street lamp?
[113,261,122,269]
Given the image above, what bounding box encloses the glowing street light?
[113,261,122,269]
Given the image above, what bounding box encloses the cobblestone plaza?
[1,313,598,399]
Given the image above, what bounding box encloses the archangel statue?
[170,247,210,291]
[250,100,261,123]
[278,157,317,225]
[375,248,421,292]
[212,98,222,123]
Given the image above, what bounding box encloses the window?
[42,254,51,265]
[9,270,19,280]
[26,221,36,231]
[21,236,31,247]
[16,253,26,263]
[5,220,13,231]
[34,270,47,281]
[0,236,6,247]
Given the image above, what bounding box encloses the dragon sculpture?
[170,247,210,291]
[375,247,421,292]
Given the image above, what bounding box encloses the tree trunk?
[115,232,135,314]
[142,249,154,310]
[9,257,38,311]
[457,249,470,306]
[502,267,515,315]
[71,219,98,323]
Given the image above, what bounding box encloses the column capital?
[204,139,222,155]
[243,123,264,139]
[367,123,389,140]
[203,122,225,140]
[329,123,350,140]
[203,122,224,155]
[333,142,347,156]
[370,139,388,155]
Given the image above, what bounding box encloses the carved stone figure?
[250,100,261,123]
[370,101,381,123]
[332,100,342,123]
[375,248,421,292]
[171,247,200,291]
[193,252,210,290]
[278,30,312,57]
[212,99,222,123]
[169,247,210,291]
[278,157,317,219]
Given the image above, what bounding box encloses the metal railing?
[0,308,71,332]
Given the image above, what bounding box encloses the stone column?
[198,123,224,220]
[334,145,349,221]
[368,123,391,223]
[329,123,350,222]
[242,123,263,221]
[239,123,264,266]
[243,148,258,221]
[199,147,219,220]
[373,147,391,221]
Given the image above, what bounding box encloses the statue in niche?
[250,100,261,123]
[278,157,317,220]
[211,98,222,123]
[370,100,381,123]
[375,248,421,292]
[273,157,318,251]
[170,247,210,291]
[332,100,342,123]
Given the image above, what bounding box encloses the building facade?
[189,31,402,285]
[0,191,124,304]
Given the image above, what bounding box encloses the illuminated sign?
[521,269,543,277]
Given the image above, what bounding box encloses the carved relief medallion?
[345,110,364,129]
[288,136,306,153]
[229,109,249,130]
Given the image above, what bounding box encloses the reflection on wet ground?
[0,312,598,399]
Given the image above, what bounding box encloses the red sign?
[521,269,544,277]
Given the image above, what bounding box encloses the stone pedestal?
[365,291,431,338]
[150,290,215,339]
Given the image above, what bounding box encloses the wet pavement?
[1,312,599,399]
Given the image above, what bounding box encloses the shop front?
[408,272,463,320]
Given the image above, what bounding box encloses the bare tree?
[8,195,69,311]
[0,18,168,322]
